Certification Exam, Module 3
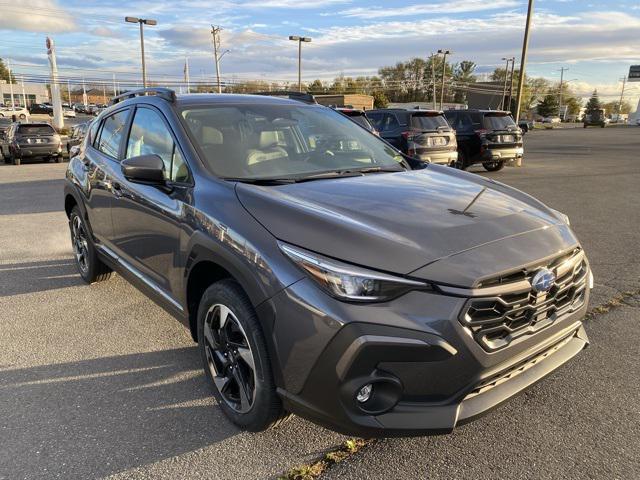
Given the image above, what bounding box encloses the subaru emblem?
[531,268,556,293]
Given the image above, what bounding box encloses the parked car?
[64,88,591,437]
[333,108,378,135]
[367,108,458,165]
[66,121,89,154]
[541,116,561,124]
[4,122,62,165]
[444,109,523,171]
[0,118,13,158]
[518,119,535,134]
[583,109,607,128]
[0,106,29,120]
[63,107,77,118]
[29,103,54,115]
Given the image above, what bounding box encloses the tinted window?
[380,113,400,131]
[88,121,100,146]
[483,114,517,130]
[127,107,189,183]
[96,110,129,158]
[17,125,55,135]
[410,114,448,130]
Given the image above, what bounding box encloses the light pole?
[507,57,516,112]
[125,16,157,88]
[289,35,312,92]
[437,49,451,110]
[514,0,534,124]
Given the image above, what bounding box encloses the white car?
[0,106,29,120]
[63,108,76,118]
[541,116,561,124]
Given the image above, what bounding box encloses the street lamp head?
[289,35,300,41]
[301,37,312,42]
[125,16,140,23]
[125,17,157,25]
[143,19,157,26]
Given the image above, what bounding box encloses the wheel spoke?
[236,347,255,372]
[232,367,252,411]
[218,304,231,328]
[213,374,231,393]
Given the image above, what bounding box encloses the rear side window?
[410,114,448,130]
[483,114,516,130]
[17,125,55,135]
[96,110,129,159]
[126,107,189,183]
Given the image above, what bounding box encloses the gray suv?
[64,89,591,436]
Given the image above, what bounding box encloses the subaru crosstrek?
[64,89,591,436]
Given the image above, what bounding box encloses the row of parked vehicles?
[28,102,106,116]
[337,106,524,172]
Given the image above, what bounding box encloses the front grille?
[459,249,588,351]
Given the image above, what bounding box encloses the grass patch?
[279,438,373,480]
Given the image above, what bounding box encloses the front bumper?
[270,274,589,437]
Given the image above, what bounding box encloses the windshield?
[410,113,449,130]
[483,114,516,130]
[181,104,403,180]
[17,125,55,135]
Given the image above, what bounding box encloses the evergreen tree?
[585,90,601,114]
[536,94,560,118]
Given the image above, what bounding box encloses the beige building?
[0,81,49,107]
[314,94,374,110]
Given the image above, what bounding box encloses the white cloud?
[337,0,520,19]
[0,0,76,32]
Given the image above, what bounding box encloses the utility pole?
[500,58,512,110]
[112,73,117,97]
[507,57,516,112]
[617,76,627,116]
[7,60,15,112]
[102,83,107,104]
[515,0,534,124]
[558,67,568,119]
[211,26,222,93]
[82,76,87,106]
[67,79,71,104]
[437,49,451,110]
[21,76,27,109]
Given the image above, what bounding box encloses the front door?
[110,105,191,298]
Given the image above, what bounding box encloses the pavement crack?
[584,290,640,321]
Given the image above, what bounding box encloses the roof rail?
[110,87,176,105]
[253,91,317,104]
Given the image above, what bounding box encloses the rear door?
[82,107,131,245]
[110,105,192,298]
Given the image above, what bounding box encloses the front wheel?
[198,279,289,431]
[452,151,467,170]
[483,161,505,172]
[69,206,112,283]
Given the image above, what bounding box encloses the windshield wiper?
[292,166,405,183]
[223,177,296,185]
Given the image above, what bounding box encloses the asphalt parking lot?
[1,127,639,479]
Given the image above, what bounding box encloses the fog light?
[356,384,373,403]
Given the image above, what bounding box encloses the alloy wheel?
[71,214,89,274]
[204,303,257,413]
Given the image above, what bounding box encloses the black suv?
[333,108,378,135]
[367,108,458,165]
[444,109,523,171]
[4,122,63,165]
[64,88,590,437]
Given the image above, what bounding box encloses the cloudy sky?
[1,0,639,106]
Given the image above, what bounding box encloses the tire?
[197,279,289,431]
[55,155,63,163]
[483,161,505,172]
[69,206,112,283]
[453,151,467,170]
[11,153,20,166]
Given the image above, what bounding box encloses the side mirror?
[121,154,165,185]
[69,145,80,158]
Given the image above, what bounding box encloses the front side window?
[126,107,189,183]
[180,104,404,180]
[96,110,129,158]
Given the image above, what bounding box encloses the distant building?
[314,94,374,110]
[0,81,49,107]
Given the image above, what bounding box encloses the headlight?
[550,208,570,226]
[279,243,431,302]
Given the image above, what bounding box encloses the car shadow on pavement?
[0,347,241,479]
[0,259,84,297]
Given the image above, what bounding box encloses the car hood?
[236,165,579,284]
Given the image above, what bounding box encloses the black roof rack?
[110,87,176,105]
[253,91,317,104]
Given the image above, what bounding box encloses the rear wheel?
[11,152,20,166]
[453,151,467,170]
[483,161,505,172]
[198,279,289,431]
[69,206,112,283]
